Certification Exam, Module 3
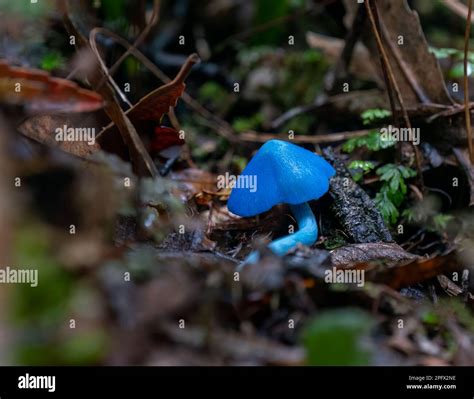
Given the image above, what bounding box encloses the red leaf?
[151,126,185,155]
[0,60,104,113]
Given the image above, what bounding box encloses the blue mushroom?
[228,140,335,263]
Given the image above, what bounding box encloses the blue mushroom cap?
[227,140,336,217]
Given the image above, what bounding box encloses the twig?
[324,4,367,93]
[365,1,398,129]
[272,6,367,129]
[378,22,430,104]
[212,1,336,54]
[453,147,474,205]
[271,104,317,129]
[89,27,238,143]
[462,269,470,302]
[426,102,474,122]
[90,28,133,108]
[63,7,158,177]
[99,0,161,87]
[365,0,424,186]
[239,129,371,144]
[464,0,474,163]
[442,0,474,23]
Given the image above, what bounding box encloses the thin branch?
[239,129,371,144]
[365,0,424,185]
[273,6,367,129]
[63,6,158,177]
[366,2,398,129]
[324,4,367,93]
[103,0,161,84]
[442,0,474,23]
[90,28,133,108]
[90,27,238,143]
[378,22,430,104]
[464,0,474,163]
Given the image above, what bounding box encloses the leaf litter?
[0,0,474,367]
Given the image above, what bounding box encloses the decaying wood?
[323,148,393,244]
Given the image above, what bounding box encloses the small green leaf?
[40,52,65,72]
[431,214,454,232]
[398,165,417,179]
[348,160,375,182]
[342,130,396,153]
[375,190,399,225]
[348,160,375,172]
[360,109,391,126]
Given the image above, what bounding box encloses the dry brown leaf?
[306,31,382,85]
[170,168,217,202]
[0,60,104,113]
[63,14,157,177]
[18,114,100,159]
[351,250,463,290]
[126,54,199,122]
[344,0,454,107]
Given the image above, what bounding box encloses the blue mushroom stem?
[242,202,318,265]
[269,202,318,255]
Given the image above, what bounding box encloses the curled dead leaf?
[0,60,104,113]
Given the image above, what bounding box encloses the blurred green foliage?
[0,0,52,18]
[16,330,107,366]
[431,47,474,79]
[10,224,107,365]
[40,51,65,72]
[232,113,264,133]
[252,0,291,45]
[402,206,454,233]
[12,225,73,327]
[101,0,126,21]
[302,308,374,366]
[198,82,230,114]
